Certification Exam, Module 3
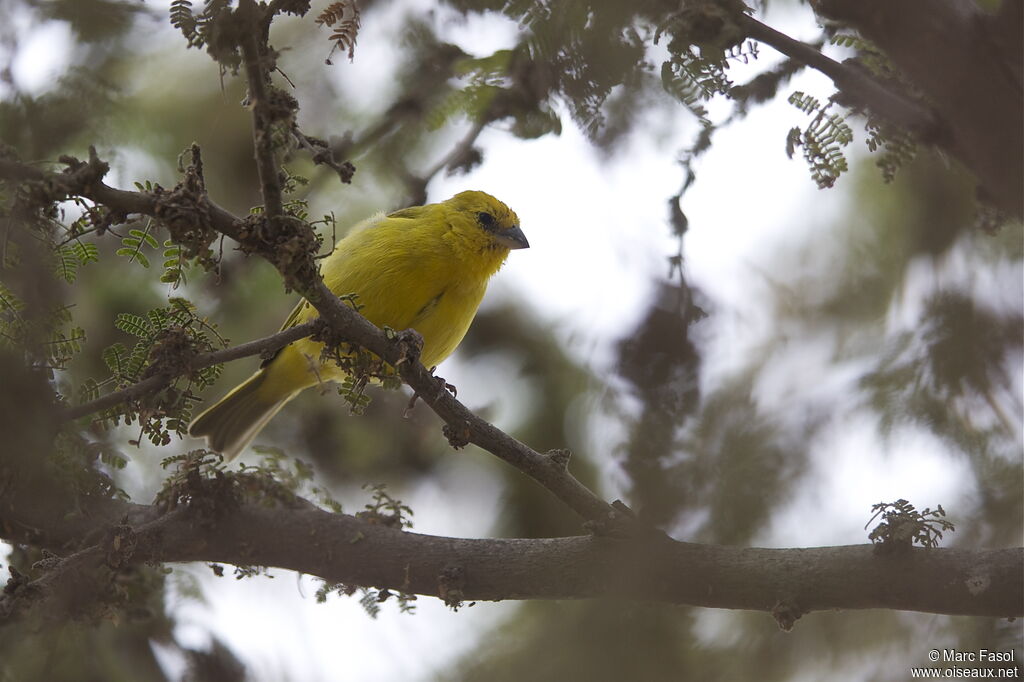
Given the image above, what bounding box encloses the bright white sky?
[4,1,1012,680]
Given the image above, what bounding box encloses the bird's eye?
[477,212,496,229]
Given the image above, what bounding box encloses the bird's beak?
[495,225,530,250]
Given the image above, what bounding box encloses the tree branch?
[238,0,286,220]
[302,279,620,524]
[738,13,944,140]
[0,155,248,244]
[60,321,321,422]
[811,0,1023,217]
[2,494,1019,622]
[0,152,616,524]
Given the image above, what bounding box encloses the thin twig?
[61,321,319,422]
[238,0,286,219]
[291,127,355,184]
[420,116,489,182]
[0,157,248,243]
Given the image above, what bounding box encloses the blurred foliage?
[0,0,1021,681]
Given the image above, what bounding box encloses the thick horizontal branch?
[60,320,320,422]
[3,496,1019,621]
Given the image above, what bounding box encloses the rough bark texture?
[3,492,1020,622]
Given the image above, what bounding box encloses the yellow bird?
[189,190,528,459]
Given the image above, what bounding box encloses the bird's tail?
[188,368,293,460]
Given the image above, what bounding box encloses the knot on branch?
[142,326,202,382]
[0,566,39,621]
[771,599,804,632]
[265,86,299,125]
[438,564,466,610]
[238,213,321,293]
[308,309,351,355]
[659,0,748,59]
[105,522,138,569]
[442,421,472,450]
[583,500,671,541]
[390,328,423,369]
[152,145,219,269]
[11,147,112,225]
[546,448,572,470]
[58,146,110,193]
[295,132,356,184]
[155,451,240,521]
[964,571,992,597]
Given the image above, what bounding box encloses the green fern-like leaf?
[117,224,159,268]
[93,300,227,439]
[131,228,159,250]
[161,240,186,286]
[788,91,822,115]
[865,118,917,182]
[723,40,759,65]
[102,342,130,377]
[786,92,853,189]
[147,307,171,332]
[116,245,150,268]
[359,590,383,619]
[115,313,152,339]
[170,0,202,47]
[830,33,901,83]
[168,0,238,68]
[427,58,504,132]
[54,246,80,283]
[660,46,733,124]
[79,377,102,403]
[126,341,151,383]
[72,241,99,265]
[0,281,23,315]
[45,327,86,367]
[661,61,709,122]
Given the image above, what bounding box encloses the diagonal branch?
[738,13,944,140]
[302,279,620,524]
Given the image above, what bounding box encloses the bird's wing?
[278,299,311,333]
[257,300,312,368]
[386,205,431,221]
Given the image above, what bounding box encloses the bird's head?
[444,190,529,253]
